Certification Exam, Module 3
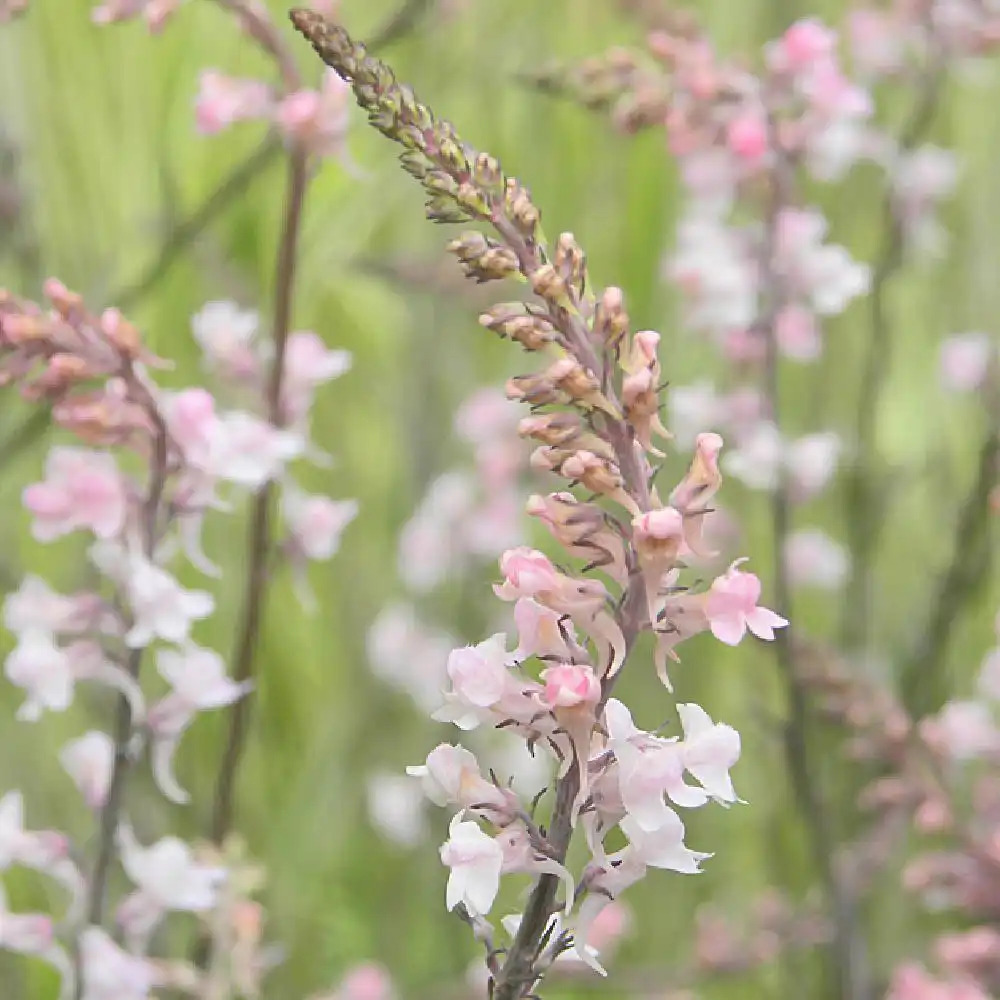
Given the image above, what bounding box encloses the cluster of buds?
[291,10,788,997]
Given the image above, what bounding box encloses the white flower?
[439,814,503,916]
[677,703,742,804]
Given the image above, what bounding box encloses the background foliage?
[0,0,997,997]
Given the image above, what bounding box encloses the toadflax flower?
[703,561,788,645]
[439,813,504,916]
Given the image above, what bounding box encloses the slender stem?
[899,413,999,716]
[209,144,309,844]
[840,53,944,653]
[82,378,171,933]
[758,141,869,1000]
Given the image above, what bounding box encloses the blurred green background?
[0,0,998,997]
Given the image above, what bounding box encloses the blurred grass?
[0,0,998,997]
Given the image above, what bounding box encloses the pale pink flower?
[117,824,225,948]
[496,824,575,909]
[280,330,352,424]
[667,381,724,449]
[575,853,647,974]
[148,645,249,803]
[774,304,822,362]
[195,71,273,135]
[512,597,577,661]
[787,431,842,500]
[704,562,788,645]
[541,663,600,709]
[80,925,157,1000]
[677,703,741,804]
[605,699,707,830]
[939,333,994,393]
[922,701,1000,761]
[454,388,520,445]
[439,814,503,916]
[4,631,76,720]
[0,791,68,871]
[284,491,357,561]
[727,111,769,164]
[331,963,396,1000]
[784,529,849,589]
[119,554,213,648]
[722,421,782,491]
[494,547,562,599]
[621,813,710,873]
[848,9,905,76]
[275,70,351,158]
[406,744,515,821]
[767,19,838,73]
[366,773,427,847]
[59,731,114,810]
[445,634,511,709]
[3,575,108,637]
[366,602,454,711]
[209,412,303,488]
[23,447,127,541]
[190,301,260,380]
[91,0,180,30]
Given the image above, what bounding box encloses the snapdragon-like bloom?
[191,300,260,380]
[195,71,273,135]
[23,447,127,541]
[60,731,115,810]
[407,744,517,823]
[704,562,788,645]
[283,491,358,561]
[117,824,226,949]
[439,814,503,916]
[80,925,158,1000]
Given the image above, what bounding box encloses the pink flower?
[512,597,576,661]
[727,112,769,164]
[921,701,1000,761]
[3,575,108,636]
[704,562,788,645]
[784,529,849,589]
[59,732,114,810]
[774,304,821,362]
[939,333,993,393]
[275,70,351,158]
[495,547,562,599]
[444,634,511,709]
[280,330,352,424]
[541,663,600,709]
[283,492,358,560]
[195,71,272,135]
[620,813,710,873]
[768,19,838,73]
[161,387,219,469]
[190,301,260,380]
[118,553,214,648]
[406,744,515,821]
[117,824,225,949]
[677,703,741,804]
[80,925,157,1000]
[439,814,503,916]
[210,412,303,488]
[23,447,127,541]
[332,963,396,1000]
[0,791,68,871]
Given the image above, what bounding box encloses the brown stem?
[899,412,999,717]
[82,377,171,934]
[209,144,309,844]
[759,141,870,1000]
[840,53,944,654]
